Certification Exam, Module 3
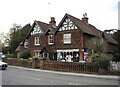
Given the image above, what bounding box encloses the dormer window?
[48,35,54,45]
[35,36,40,46]
[24,39,28,48]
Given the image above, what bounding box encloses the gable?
[58,17,78,31]
[45,28,54,35]
[30,23,43,35]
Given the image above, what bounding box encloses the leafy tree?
[2,23,31,55]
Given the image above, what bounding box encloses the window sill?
[35,44,40,46]
[48,43,54,45]
[63,43,71,44]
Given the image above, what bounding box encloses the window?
[24,39,28,48]
[35,37,40,45]
[48,35,54,45]
[63,34,71,44]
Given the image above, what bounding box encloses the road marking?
[68,82,82,85]
[30,77,41,81]
[19,75,41,81]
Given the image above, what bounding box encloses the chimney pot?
[49,17,56,26]
[82,13,89,25]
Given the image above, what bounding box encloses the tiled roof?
[23,20,57,43]
[36,21,55,34]
[40,45,55,53]
[57,13,118,45]
[15,46,21,52]
[103,32,118,44]
[66,14,95,36]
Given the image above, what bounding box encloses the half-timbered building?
[16,17,57,60]
[16,13,118,62]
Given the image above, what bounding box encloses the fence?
[43,60,99,74]
[6,58,99,74]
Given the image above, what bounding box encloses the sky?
[0,0,119,33]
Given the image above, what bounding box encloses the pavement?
[8,65,119,80]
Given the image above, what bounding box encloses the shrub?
[19,50,31,59]
[92,53,112,70]
[91,54,99,62]
[112,52,120,62]
[6,54,16,58]
[92,53,111,70]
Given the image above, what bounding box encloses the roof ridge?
[35,20,50,26]
[66,13,81,21]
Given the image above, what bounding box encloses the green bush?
[6,54,16,58]
[19,50,31,59]
[87,62,99,67]
[91,54,99,62]
[92,53,111,70]
[95,53,111,70]
[112,52,120,62]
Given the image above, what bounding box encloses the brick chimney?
[49,17,56,27]
[82,13,89,25]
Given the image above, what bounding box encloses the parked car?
[0,60,8,70]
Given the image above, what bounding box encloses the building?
[16,13,118,62]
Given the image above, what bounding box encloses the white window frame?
[48,35,54,45]
[34,37,40,46]
[63,33,71,44]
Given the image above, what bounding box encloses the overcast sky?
[0,0,119,33]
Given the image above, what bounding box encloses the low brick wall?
[6,58,32,68]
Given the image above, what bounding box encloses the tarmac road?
[1,66,119,86]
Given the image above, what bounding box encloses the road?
[1,66,119,85]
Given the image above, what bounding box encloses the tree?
[9,24,23,53]
[0,32,10,54]
[2,23,31,54]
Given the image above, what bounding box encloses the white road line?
[68,82,82,85]
[30,77,41,81]
[19,75,41,81]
